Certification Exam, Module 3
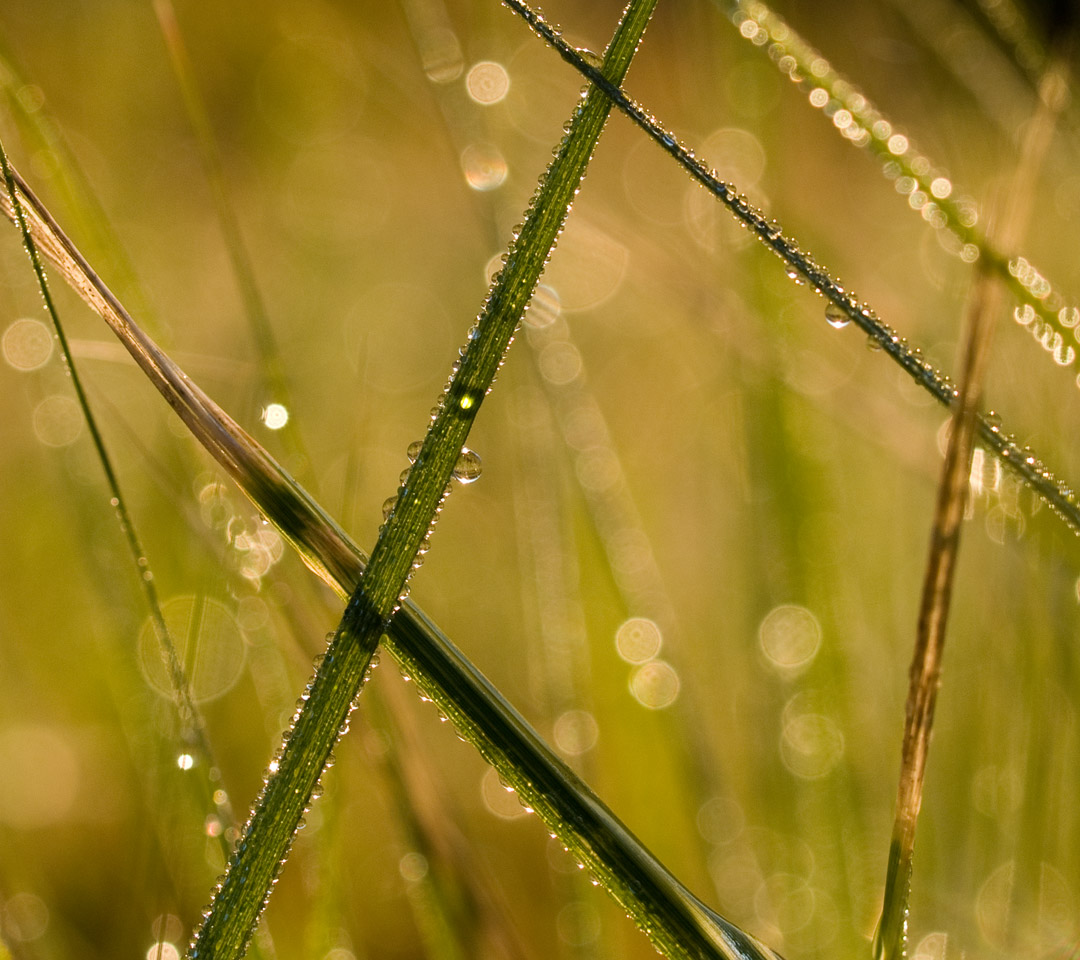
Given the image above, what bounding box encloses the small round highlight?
[887,133,909,155]
[145,943,181,960]
[138,595,247,704]
[2,893,49,943]
[696,795,745,845]
[912,932,949,960]
[629,660,680,709]
[2,318,53,371]
[538,341,582,385]
[930,177,952,199]
[553,709,598,756]
[556,901,601,946]
[461,142,507,191]
[261,403,289,430]
[779,712,844,779]
[466,61,510,104]
[399,851,429,882]
[758,604,821,671]
[975,860,1076,954]
[420,29,463,84]
[524,284,560,329]
[615,617,662,664]
[32,395,82,447]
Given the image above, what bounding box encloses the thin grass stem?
[183,2,751,958]
[875,49,1069,959]
[0,138,235,859]
[0,34,161,330]
[152,0,309,467]
[875,265,1000,960]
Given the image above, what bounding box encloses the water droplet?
[382,496,397,520]
[825,302,850,328]
[575,47,604,70]
[452,447,482,483]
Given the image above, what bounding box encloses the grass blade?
[874,266,999,960]
[875,47,1070,959]
[711,1,1080,389]
[0,15,784,953]
[0,152,781,960]
[0,138,236,861]
[183,2,755,958]
[501,0,1080,538]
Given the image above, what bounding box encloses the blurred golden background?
[0,1,1078,958]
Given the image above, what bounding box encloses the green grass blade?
[500,0,1080,539]
[0,137,235,862]
[710,2,1080,391]
[184,2,715,958]
[0,78,783,960]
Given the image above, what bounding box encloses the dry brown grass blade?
[0,165,362,594]
[875,44,1074,960]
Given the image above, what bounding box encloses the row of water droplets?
[725,0,1080,387]
[187,631,383,958]
[204,20,629,945]
[420,12,700,940]
[506,1,1080,538]
[188,76,611,940]
[410,10,738,956]
[379,0,636,600]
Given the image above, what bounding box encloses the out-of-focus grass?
[0,2,1078,959]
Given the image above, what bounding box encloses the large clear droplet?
[452,448,483,484]
[825,302,850,329]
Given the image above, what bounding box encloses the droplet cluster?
[187,637,380,958]
[725,0,1080,385]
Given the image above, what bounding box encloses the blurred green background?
[0,1,1078,958]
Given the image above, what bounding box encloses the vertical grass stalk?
[875,47,1069,959]
[874,265,999,960]
[152,0,308,466]
[187,2,662,957]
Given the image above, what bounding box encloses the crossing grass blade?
[501,0,1080,540]
[184,4,695,953]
